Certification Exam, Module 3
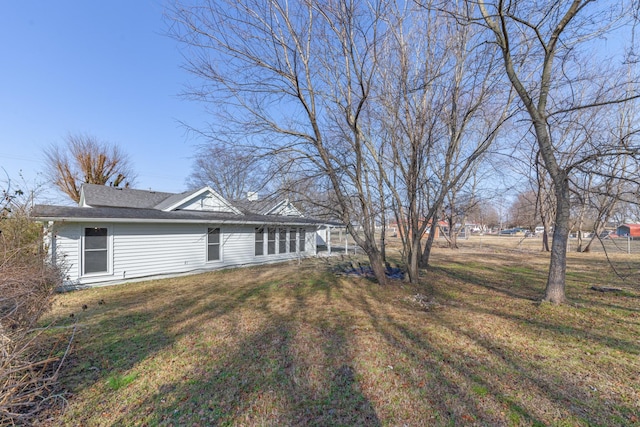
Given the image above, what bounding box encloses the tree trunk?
[420,216,439,268]
[448,217,458,249]
[346,224,388,286]
[407,233,422,283]
[543,181,570,304]
[542,229,550,252]
[380,216,386,263]
[367,248,388,286]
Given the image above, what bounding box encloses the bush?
[0,206,66,425]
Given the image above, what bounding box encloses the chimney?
[247,191,259,201]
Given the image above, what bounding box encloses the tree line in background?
[168,0,640,303]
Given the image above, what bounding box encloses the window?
[207,227,220,261]
[299,229,306,252]
[289,229,297,253]
[267,228,276,254]
[279,228,287,253]
[255,228,264,256]
[84,227,108,274]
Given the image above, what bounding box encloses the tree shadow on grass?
[339,268,639,426]
[435,264,543,301]
[428,308,640,426]
[46,257,640,426]
[433,259,640,355]
[107,316,381,426]
[51,265,381,426]
[340,286,529,425]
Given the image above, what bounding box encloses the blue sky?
[0,1,207,202]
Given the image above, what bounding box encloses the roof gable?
[264,199,303,217]
[231,197,304,217]
[159,186,242,215]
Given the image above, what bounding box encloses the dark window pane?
[207,228,221,261]
[207,228,220,244]
[85,228,107,249]
[208,244,220,261]
[289,229,296,252]
[268,228,276,254]
[279,228,287,253]
[255,228,264,256]
[84,250,107,274]
[299,229,306,252]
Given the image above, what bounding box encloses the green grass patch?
[106,372,139,391]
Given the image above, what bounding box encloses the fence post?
[628,235,631,254]
[345,230,349,254]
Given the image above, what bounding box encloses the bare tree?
[187,144,266,200]
[44,133,136,203]
[473,198,501,232]
[169,0,392,284]
[474,0,640,303]
[508,190,538,229]
[372,2,512,281]
[575,98,640,252]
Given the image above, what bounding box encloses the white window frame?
[267,227,276,255]
[299,228,306,253]
[278,227,287,254]
[289,228,297,253]
[206,226,222,262]
[81,224,113,277]
[255,227,265,256]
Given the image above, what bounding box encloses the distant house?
[616,223,640,239]
[388,219,444,239]
[32,184,338,288]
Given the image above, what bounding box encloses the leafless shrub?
[0,199,68,425]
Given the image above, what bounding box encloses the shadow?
[107,308,380,426]
[481,302,640,354]
[436,264,542,301]
[338,284,539,425]
[50,261,380,426]
[335,264,639,426]
[45,254,640,426]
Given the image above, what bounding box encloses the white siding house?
[34,184,334,288]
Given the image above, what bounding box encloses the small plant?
[471,384,488,398]
[106,372,139,391]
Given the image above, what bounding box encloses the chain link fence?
[576,236,640,255]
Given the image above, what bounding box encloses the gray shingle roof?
[45,185,342,226]
[31,204,338,226]
[81,184,175,209]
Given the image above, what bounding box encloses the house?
[616,223,640,239]
[32,184,338,289]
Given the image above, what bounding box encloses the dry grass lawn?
[35,236,639,426]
